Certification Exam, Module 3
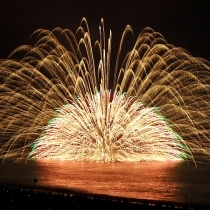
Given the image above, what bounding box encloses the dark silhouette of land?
[1,184,209,210]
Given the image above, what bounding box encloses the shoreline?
[1,182,209,209]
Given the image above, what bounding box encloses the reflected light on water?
[19,160,201,202]
[1,160,210,205]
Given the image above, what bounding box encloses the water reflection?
[0,160,210,205]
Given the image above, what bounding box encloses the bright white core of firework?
[30,90,189,162]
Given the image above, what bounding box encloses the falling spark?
[0,18,210,164]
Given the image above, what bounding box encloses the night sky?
[1,0,210,61]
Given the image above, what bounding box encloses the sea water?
[0,160,210,206]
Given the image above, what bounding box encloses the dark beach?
[1,183,209,210]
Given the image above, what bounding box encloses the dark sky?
[1,0,210,61]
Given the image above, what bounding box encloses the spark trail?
[0,18,210,164]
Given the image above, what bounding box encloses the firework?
[29,91,189,162]
[0,18,210,163]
